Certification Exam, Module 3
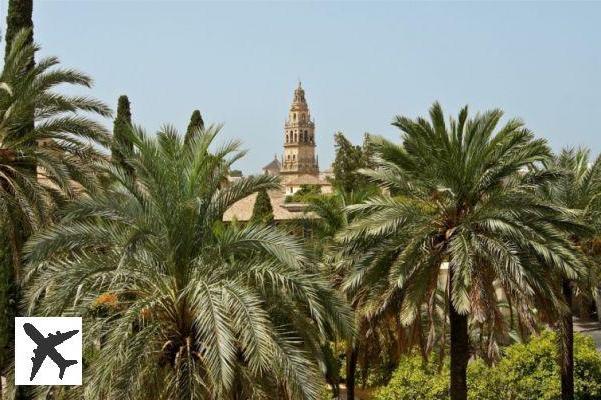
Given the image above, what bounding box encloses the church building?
[262,82,331,195]
[280,82,319,180]
[224,82,331,222]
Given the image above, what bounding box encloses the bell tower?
[281,82,319,181]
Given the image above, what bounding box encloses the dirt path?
[336,384,374,400]
[574,317,601,351]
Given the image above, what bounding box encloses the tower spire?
[281,82,318,181]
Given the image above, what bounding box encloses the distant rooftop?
[286,174,329,186]
[223,189,317,222]
[262,155,281,172]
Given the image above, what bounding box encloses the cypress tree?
[332,132,368,193]
[361,133,376,169]
[184,109,204,145]
[252,189,274,224]
[4,0,33,59]
[1,0,34,386]
[4,0,34,142]
[111,95,134,176]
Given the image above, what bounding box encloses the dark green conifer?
[332,132,368,193]
[111,95,134,176]
[4,0,33,59]
[252,188,274,224]
[184,109,204,144]
[4,0,34,141]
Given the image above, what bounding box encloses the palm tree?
[0,29,110,374]
[301,189,367,400]
[542,148,601,400]
[338,103,584,400]
[303,188,429,400]
[22,125,353,400]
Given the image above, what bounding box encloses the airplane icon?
[23,323,79,381]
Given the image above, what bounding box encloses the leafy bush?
[251,188,274,223]
[374,355,449,400]
[574,334,601,399]
[285,184,322,203]
[375,331,601,400]
[490,331,601,400]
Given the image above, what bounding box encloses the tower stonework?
[280,82,319,182]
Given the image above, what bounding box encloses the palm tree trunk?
[449,302,469,400]
[360,338,370,390]
[415,312,428,361]
[346,343,358,400]
[361,350,369,390]
[395,315,405,363]
[507,294,515,330]
[560,278,574,400]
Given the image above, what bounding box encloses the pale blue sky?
[12,1,601,173]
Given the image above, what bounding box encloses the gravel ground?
[574,317,601,351]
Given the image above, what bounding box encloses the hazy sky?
[10,1,601,173]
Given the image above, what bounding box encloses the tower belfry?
[281,82,319,181]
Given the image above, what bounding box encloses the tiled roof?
[223,189,316,222]
[262,158,281,171]
[285,174,329,186]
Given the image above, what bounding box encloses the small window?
[293,154,296,160]
[286,135,289,143]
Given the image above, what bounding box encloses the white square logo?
[15,317,82,386]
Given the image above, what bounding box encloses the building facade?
[279,82,319,182]
[224,83,333,223]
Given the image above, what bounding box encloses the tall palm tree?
[0,29,110,374]
[338,103,584,400]
[22,125,353,400]
[0,27,111,267]
[305,188,431,399]
[301,189,369,400]
[542,148,601,400]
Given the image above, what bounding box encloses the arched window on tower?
[286,135,289,143]
[293,113,296,121]
[310,135,314,143]
[293,154,296,161]
[304,132,308,142]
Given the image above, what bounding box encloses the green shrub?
[493,331,601,400]
[466,359,503,400]
[374,331,601,400]
[285,184,321,203]
[493,330,561,400]
[374,355,449,400]
[574,334,601,399]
